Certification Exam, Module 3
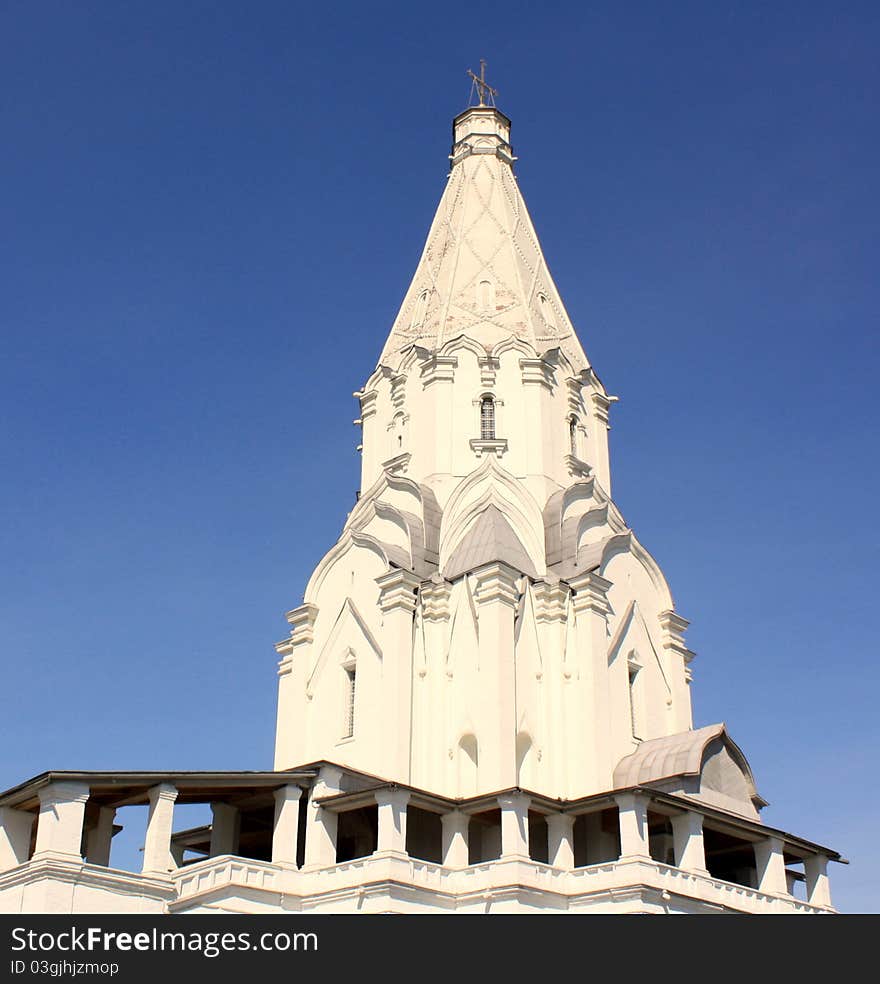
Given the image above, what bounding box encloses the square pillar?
[805,854,832,908]
[209,802,241,857]
[85,807,116,867]
[375,788,410,855]
[615,792,650,860]
[0,807,34,871]
[753,835,788,896]
[304,766,343,868]
[142,783,178,876]
[498,793,530,860]
[473,562,521,791]
[570,572,614,792]
[546,813,575,870]
[33,781,90,860]
[441,810,470,868]
[671,810,709,874]
[377,569,420,782]
[272,784,303,866]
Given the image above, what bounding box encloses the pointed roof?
[444,504,537,580]
[378,105,590,371]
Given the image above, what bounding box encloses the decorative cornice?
[659,610,696,669]
[390,374,407,410]
[472,561,520,608]
[591,391,613,427]
[356,389,378,419]
[420,354,458,386]
[376,569,420,615]
[520,358,555,390]
[532,579,569,622]
[569,571,613,617]
[479,356,500,387]
[420,577,452,622]
[37,781,90,807]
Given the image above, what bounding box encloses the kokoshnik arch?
[0,83,844,914]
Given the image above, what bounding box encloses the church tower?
[274,99,696,802]
[0,81,843,915]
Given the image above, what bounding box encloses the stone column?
[546,813,575,870]
[0,807,34,871]
[804,854,832,908]
[441,811,470,868]
[616,792,650,860]
[473,562,520,790]
[33,781,90,860]
[498,793,531,860]
[671,810,708,874]
[570,572,613,792]
[85,807,116,867]
[304,766,343,869]
[374,788,410,855]
[142,783,178,876]
[377,569,420,782]
[271,784,303,866]
[753,836,788,895]
[209,803,241,857]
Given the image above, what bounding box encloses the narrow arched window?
[410,289,429,329]
[343,664,357,739]
[538,292,556,329]
[478,280,494,312]
[480,396,496,440]
[569,416,579,457]
[627,658,642,741]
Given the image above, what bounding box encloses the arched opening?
[478,280,494,312]
[410,289,429,329]
[627,654,643,741]
[480,396,496,440]
[538,292,556,329]
[342,657,357,739]
[568,415,579,457]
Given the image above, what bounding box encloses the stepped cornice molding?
[376,568,420,615]
[569,571,613,617]
[472,561,521,608]
[420,576,453,622]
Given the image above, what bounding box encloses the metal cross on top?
[467,59,498,107]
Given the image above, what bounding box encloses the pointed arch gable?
[440,457,545,576]
[306,597,383,698]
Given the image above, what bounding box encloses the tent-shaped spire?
[378,105,590,372]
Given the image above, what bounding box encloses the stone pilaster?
[659,610,695,731]
[570,572,613,793]
[473,561,520,790]
[416,576,452,791]
[377,568,420,781]
[274,603,318,770]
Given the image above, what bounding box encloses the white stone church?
[0,91,843,914]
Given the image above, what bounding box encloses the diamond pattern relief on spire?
[378,108,589,371]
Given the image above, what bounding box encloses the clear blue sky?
[1,2,877,911]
